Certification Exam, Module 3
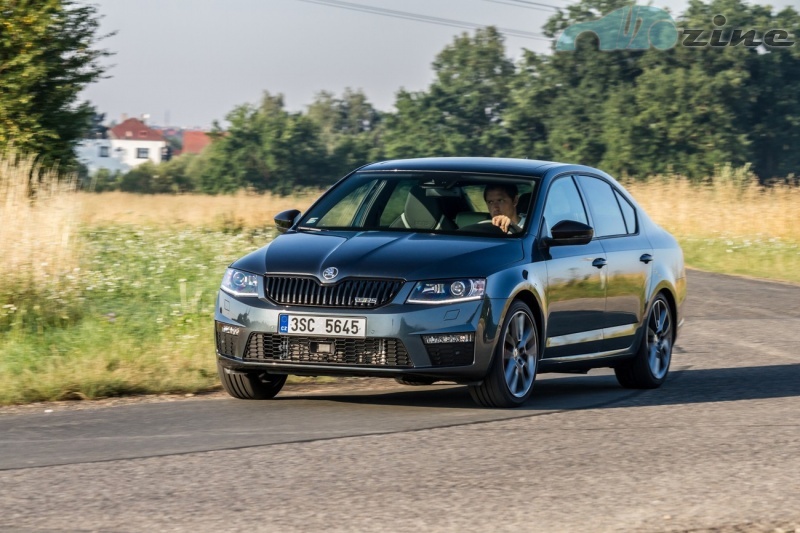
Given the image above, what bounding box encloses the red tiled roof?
[182,130,212,154]
[109,118,164,142]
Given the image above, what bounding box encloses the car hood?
[232,230,525,280]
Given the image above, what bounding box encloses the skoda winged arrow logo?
[322,267,339,281]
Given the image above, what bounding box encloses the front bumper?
[214,285,506,383]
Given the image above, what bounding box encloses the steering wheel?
[457,222,510,235]
[481,219,522,234]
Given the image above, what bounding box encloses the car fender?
[644,258,685,344]
[641,223,686,341]
[484,263,547,359]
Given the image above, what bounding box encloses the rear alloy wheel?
[469,301,539,408]
[615,294,673,389]
[217,361,287,400]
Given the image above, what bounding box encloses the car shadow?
[275,363,800,411]
[618,362,800,408]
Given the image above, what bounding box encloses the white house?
[77,117,167,174]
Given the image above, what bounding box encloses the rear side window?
[577,176,627,238]
[614,189,637,234]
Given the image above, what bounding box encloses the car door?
[576,175,652,352]
[541,176,608,359]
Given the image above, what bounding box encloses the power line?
[483,0,562,12]
[294,0,552,42]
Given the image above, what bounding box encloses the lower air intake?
[244,333,413,367]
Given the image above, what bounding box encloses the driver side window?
[543,177,588,233]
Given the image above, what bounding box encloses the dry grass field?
[626,178,800,243]
[625,172,800,282]
[1,156,82,276]
[0,155,84,331]
[78,190,320,230]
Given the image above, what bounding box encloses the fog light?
[422,333,475,344]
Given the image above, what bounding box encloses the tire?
[615,294,673,389]
[394,377,436,386]
[217,361,287,400]
[469,301,539,408]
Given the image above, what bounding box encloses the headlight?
[406,278,486,304]
[220,268,260,297]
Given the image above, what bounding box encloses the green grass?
[0,225,276,405]
[679,235,800,285]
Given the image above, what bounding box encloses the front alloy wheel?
[470,301,539,407]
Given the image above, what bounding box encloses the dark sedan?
[215,158,686,407]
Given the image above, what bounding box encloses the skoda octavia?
[215,158,685,407]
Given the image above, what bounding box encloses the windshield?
[297,171,538,237]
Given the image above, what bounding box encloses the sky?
[79,0,797,130]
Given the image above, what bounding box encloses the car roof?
[358,157,606,179]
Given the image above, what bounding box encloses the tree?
[503,51,555,161]
[307,88,384,176]
[680,0,800,181]
[612,0,800,180]
[524,0,800,180]
[383,27,515,158]
[0,0,111,168]
[90,167,122,192]
[533,0,649,169]
[197,93,330,194]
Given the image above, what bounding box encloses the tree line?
[2,0,799,194]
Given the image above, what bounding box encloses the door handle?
[592,258,607,269]
[640,253,653,264]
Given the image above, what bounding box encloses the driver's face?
[485,189,518,218]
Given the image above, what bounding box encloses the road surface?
[1,270,799,532]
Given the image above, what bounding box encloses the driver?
[484,183,525,233]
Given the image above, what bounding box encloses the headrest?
[518,192,532,214]
[404,186,444,229]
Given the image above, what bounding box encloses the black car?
[215,158,686,407]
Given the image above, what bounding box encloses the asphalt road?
[1,270,799,532]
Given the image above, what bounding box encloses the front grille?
[244,333,413,367]
[425,342,475,367]
[264,276,404,308]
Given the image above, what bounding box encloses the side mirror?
[543,220,594,247]
[274,209,301,234]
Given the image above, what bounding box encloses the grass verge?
[0,226,275,404]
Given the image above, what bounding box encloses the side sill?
[543,348,629,364]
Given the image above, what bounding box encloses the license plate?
[279,314,366,338]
